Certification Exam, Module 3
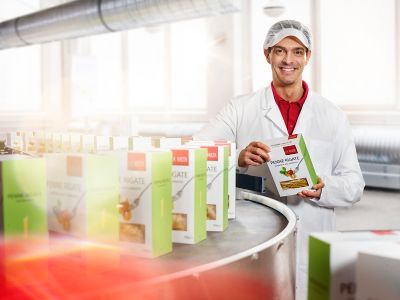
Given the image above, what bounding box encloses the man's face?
[264,36,311,86]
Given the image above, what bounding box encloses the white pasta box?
[356,242,400,300]
[128,136,152,150]
[95,136,111,152]
[214,141,236,219]
[266,134,318,197]
[170,147,207,244]
[81,134,96,153]
[61,133,71,152]
[24,131,39,154]
[52,133,63,153]
[159,137,183,148]
[110,136,130,151]
[70,133,82,152]
[188,143,229,232]
[43,132,54,153]
[46,153,120,242]
[308,230,400,300]
[118,150,172,258]
[6,131,24,152]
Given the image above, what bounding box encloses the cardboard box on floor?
[356,242,400,300]
[266,134,317,197]
[118,149,172,257]
[46,153,119,242]
[308,230,400,300]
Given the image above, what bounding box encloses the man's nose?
[282,51,294,63]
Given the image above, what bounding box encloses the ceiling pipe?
[0,0,240,50]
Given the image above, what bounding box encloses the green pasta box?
[45,153,119,242]
[187,142,229,232]
[308,230,400,300]
[170,147,207,244]
[0,155,48,240]
[118,150,172,258]
[266,134,317,197]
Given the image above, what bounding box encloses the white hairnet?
[263,20,312,51]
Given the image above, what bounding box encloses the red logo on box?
[201,146,218,161]
[283,145,298,155]
[288,134,298,139]
[67,156,82,177]
[371,230,394,236]
[172,149,189,166]
[128,153,146,171]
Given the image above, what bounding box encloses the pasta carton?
[308,230,400,300]
[0,155,48,240]
[118,150,172,257]
[170,147,207,244]
[187,141,229,232]
[46,153,119,242]
[266,134,317,197]
[356,242,400,300]
[6,131,24,152]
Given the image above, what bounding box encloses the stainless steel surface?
[139,194,297,300]
[0,0,240,50]
[353,125,400,164]
[353,125,400,189]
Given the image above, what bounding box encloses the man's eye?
[275,49,283,54]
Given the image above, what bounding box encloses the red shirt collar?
[271,80,309,107]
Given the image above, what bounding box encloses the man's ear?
[264,49,271,64]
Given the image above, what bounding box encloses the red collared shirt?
[271,81,309,135]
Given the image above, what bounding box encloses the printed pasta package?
[266,134,318,197]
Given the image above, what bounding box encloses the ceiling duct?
[0,0,240,50]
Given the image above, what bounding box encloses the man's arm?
[308,117,365,208]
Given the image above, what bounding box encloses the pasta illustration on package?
[266,134,318,197]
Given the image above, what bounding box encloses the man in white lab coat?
[195,20,365,299]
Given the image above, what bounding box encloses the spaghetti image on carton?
[266,134,318,197]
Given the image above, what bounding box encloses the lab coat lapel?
[263,87,288,135]
[293,93,313,134]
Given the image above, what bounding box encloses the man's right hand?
[238,141,271,167]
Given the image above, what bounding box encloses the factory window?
[0,0,41,113]
[317,0,398,110]
[127,18,208,114]
[70,32,123,117]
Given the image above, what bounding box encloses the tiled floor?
[336,187,400,231]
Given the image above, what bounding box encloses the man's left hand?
[297,177,325,200]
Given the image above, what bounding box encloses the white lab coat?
[195,85,365,300]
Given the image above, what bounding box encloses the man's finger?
[247,153,265,164]
[253,141,271,153]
